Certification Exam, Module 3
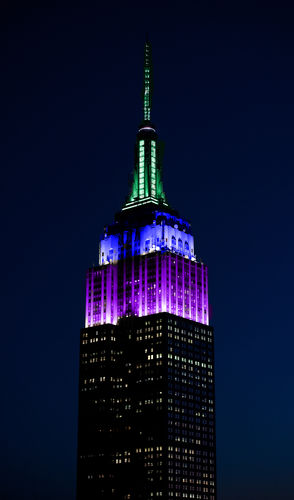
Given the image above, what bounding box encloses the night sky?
[2,2,294,499]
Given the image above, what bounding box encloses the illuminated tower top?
[85,39,209,329]
[99,39,198,268]
[123,40,168,210]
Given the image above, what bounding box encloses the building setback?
[77,40,216,500]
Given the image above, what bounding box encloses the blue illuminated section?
[99,211,196,265]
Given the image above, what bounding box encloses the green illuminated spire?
[123,39,168,211]
[143,39,152,122]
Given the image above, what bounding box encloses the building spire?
[123,39,168,211]
[143,39,152,122]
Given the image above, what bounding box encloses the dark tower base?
[77,313,216,499]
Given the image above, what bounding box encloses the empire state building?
[77,40,216,500]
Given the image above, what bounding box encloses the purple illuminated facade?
[86,253,208,327]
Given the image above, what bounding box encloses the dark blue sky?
[2,2,294,499]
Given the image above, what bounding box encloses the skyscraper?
[77,40,216,500]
